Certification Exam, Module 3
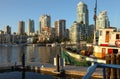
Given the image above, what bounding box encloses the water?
[0,71,82,79]
[0,71,55,79]
[0,45,60,64]
[0,45,83,79]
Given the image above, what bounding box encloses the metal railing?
[83,61,120,79]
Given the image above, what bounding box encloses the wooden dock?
[25,64,103,79]
[0,62,103,79]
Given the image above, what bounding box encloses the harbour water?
[0,71,56,79]
[0,45,103,79]
[0,71,82,79]
[0,45,60,64]
[0,45,84,79]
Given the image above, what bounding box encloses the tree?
[86,34,94,43]
[32,37,38,43]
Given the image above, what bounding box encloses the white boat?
[51,42,58,47]
[63,28,120,61]
[93,28,120,59]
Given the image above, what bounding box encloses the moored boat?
[61,48,90,66]
[93,28,120,59]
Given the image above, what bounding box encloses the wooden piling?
[110,54,117,79]
[116,54,120,79]
[105,54,120,79]
[22,53,25,68]
[105,55,111,79]
[56,54,60,72]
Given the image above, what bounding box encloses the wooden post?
[105,55,111,79]
[116,54,120,79]
[22,53,25,69]
[110,54,116,79]
[103,67,106,79]
[22,69,25,79]
[56,54,60,72]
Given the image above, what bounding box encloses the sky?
[0,0,120,33]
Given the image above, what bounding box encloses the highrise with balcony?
[69,22,81,43]
[38,14,51,33]
[77,1,89,40]
[54,19,66,39]
[28,19,35,35]
[96,10,110,30]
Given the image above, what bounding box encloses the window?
[100,30,102,36]
[116,34,120,39]
[105,31,110,42]
[113,49,118,54]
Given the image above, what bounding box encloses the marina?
[0,62,103,79]
[1,0,120,79]
[0,45,103,79]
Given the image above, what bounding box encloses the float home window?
[116,34,120,39]
[105,31,110,42]
[113,49,118,54]
[108,49,118,54]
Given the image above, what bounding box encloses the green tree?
[87,34,94,43]
[32,37,38,43]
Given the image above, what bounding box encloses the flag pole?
[93,0,97,45]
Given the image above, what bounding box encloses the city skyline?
[0,0,120,33]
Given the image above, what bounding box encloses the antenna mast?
[93,0,97,45]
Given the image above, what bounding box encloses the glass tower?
[77,1,89,40]
[96,10,110,30]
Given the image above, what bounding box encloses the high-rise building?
[28,19,35,35]
[39,14,51,33]
[96,10,110,30]
[65,29,69,40]
[77,2,89,25]
[118,28,120,32]
[69,22,81,43]
[18,21,25,35]
[5,25,11,34]
[54,19,66,39]
[77,1,89,40]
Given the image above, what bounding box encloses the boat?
[61,48,90,66]
[46,42,58,47]
[62,0,120,65]
[62,48,86,61]
[62,28,120,65]
[91,0,120,59]
[93,28,120,59]
[63,28,120,59]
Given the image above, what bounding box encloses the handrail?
[82,63,120,79]
[82,64,98,79]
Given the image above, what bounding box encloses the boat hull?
[94,45,120,58]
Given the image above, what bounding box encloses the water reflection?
[0,46,12,63]
[18,46,23,62]
[26,46,35,62]
[0,46,60,64]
